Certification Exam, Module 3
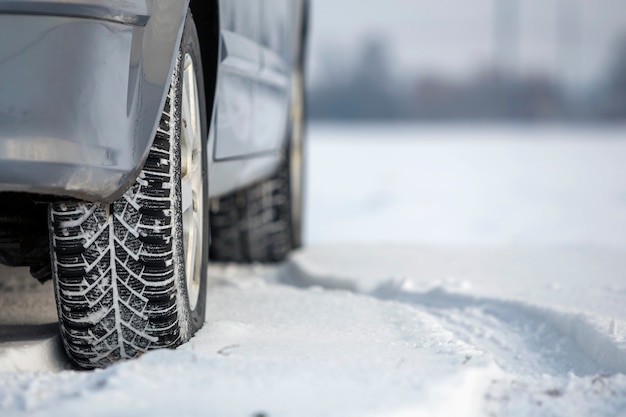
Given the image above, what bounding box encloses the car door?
[214,0,262,160]
[255,0,292,155]
[215,0,293,160]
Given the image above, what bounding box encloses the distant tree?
[409,70,564,121]
[308,36,410,120]
[308,37,579,123]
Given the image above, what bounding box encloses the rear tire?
[49,12,207,369]
[209,69,305,262]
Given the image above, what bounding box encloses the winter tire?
[48,12,208,369]
[289,68,305,249]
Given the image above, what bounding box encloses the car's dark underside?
[0,192,54,282]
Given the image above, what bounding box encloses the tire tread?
[50,66,185,369]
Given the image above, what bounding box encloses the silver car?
[0,0,308,368]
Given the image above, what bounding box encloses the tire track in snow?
[278,260,626,377]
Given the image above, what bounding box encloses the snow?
[1,124,626,416]
[306,124,626,247]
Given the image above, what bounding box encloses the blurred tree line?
[308,36,626,122]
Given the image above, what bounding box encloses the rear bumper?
[0,0,188,202]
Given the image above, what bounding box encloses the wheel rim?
[180,53,203,310]
[289,70,304,247]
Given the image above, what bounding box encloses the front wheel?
[48,12,208,369]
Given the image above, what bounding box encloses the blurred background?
[307,0,626,122]
[303,0,626,247]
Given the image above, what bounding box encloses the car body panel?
[0,0,306,202]
[207,105,282,198]
[214,0,291,161]
[0,0,188,201]
[209,0,306,196]
[0,0,150,25]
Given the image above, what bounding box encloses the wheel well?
[301,0,310,68]
[189,0,219,126]
[0,192,54,281]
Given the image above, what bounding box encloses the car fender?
[0,0,189,202]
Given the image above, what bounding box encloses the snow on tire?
[49,13,207,369]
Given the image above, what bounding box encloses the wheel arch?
[0,1,192,202]
[300,0,310,68]
[189,0,220,138]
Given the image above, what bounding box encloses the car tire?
[48,11,208,369]
[209,68,305,262]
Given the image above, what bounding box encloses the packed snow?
[1,124,626,416]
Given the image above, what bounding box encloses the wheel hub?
[180,53,203,310]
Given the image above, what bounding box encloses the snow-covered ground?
[306,124,626,247]
[1,124,626,416]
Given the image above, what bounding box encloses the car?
[0,0,308,369]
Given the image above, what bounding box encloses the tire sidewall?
[288,69,306,249]
[176,11,208,335]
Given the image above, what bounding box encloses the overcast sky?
[308,0,626,87]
